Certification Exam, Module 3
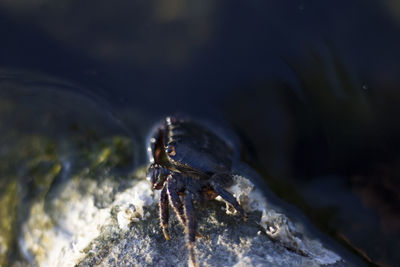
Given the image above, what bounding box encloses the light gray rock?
[78,201,344,267]
[16,161,353,267]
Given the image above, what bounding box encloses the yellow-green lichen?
[87,136,134,170]
[0,181,18,267]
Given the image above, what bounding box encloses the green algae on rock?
[0,78,137,266]
[0,181,18,267]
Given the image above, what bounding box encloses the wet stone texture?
[9,150,351,267]
[81,204,284,267]
[29,173,347,267]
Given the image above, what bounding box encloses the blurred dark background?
[1,0,400,266]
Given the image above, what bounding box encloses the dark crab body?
[146,116,246,266]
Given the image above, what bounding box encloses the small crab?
[146,116,246,266]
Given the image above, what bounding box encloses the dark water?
[1,1,400,266]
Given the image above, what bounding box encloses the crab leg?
[159,185,170,240]
[167,176,187,227]
[210,179,246,218]
[184,191,197,267]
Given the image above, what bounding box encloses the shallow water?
[1,1,400,266]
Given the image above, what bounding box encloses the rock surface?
[0,85,352,266]
[18,167,350,267]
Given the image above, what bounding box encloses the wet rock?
[0,85,350,266]
[0,82,136,266]
[0,181,18,267]
[17,168,349,267]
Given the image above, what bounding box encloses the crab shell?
[148,116,236,176]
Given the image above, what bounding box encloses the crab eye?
[166,145,176,156]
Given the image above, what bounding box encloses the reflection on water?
[0,0,400,266]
